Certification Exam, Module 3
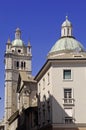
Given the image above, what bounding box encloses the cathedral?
[0,16,86,130]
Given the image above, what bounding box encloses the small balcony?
[63,98,74,106]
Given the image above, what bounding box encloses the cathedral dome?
[12,39,24,47]
[49,37,84,54]
[48,17,85,57]
[12,28,24,47]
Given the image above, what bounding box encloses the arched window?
[21,62,23,69]
[64,29,65,35]
[24,62,26,68]
[16,61,19,69]
[43,78,45,89]
[67,28,69,35]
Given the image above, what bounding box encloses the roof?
[17,71,37,93]
[8,110,19,125]
[62,16,72,27]
[49,37,84,55]
[19,71,36,83]
[12,39,24,47]
[48,17,85,58]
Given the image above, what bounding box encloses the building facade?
[4,28,33,130]
[1,16,86,130]
[7,71,37,130]
[35,17,86,130]
[16,71,37,130]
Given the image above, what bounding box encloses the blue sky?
[0,0,86,119]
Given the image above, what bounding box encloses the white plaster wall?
[38,67,53,126]
[51,62,86,124]
[38,68,53,102]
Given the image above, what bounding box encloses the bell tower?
[4,28,32,121]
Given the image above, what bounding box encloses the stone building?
[35,17,86,130]
[4,28,37,130]
[0,120,5,130]
[1,16,86,130]
[8,71,37,130]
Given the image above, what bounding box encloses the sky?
[0,0,86,120]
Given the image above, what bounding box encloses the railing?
[63,98,74,105]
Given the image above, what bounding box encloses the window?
[64,89,72,99]
[21,62,23,69]
[67,28,69,35]
[64,89,74,104]
[65,117,73,124]
[63,70,71,80]
[12,50,14,52]
[21,62,26,69]
[38,83,41,93]
[64,108,74,124]
[18,49,21,53]
[48,73,50,84]
[43,78,45,89]
[47,100,51,122]
[16,61,19,69]
[14,61,19,69]
[64,29,65,35]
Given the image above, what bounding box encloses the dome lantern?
[48,17,85,58]
[15,28,21,39]
[61,16,72,37]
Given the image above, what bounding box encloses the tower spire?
[7,37,11,44]
[27,41,32,54]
